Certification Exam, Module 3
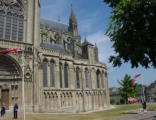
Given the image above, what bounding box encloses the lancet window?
[0,0,24,42]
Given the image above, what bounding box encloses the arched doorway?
[0,54,22,109]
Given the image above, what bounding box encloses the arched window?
[102,71,105,88]
[0,10,4,39]
[43,60,48,87]
[96,70,100,88]
[59,63,62,88]
[0,0,24,41]
[64,63,68,88]
[76,67,80,88]
[85,68,89,88]
[5,12,12,40]
[50,61,55,87]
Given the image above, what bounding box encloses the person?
[1,103,6,120]
[142,100,147,113]
[13,103,18,119]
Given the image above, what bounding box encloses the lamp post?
[22,51,26,120]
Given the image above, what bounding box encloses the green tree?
[104,0,156,68]
[118,74,137,104]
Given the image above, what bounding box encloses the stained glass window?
[96,70,100,88]
[43,60,48,87]
[64,64,68,88]
[85,69,89,88]
[59,63,62,88]
[76,67,80,88]
[0,11,4,39]
[12,15,18,40]
[0,0,24,42]
[5,13,12,40]
[50,61,55,87]
[102,72,104,88]
[0,1,3,10]
[18,16,24,42]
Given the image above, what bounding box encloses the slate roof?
[41,42,66,53]
[82,41,94,46]
[40,18,69,31]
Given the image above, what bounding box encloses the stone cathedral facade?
[0,0,110,113]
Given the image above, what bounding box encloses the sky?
[40,0,156,88]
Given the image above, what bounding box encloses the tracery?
[0,0,24,42]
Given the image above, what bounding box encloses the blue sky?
[40,0,156,88]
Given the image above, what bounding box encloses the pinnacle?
[84,36,87,42]
[70,4,77,23]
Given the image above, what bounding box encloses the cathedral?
[0,0,110,113]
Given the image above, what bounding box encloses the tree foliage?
[118,74,137,103]
[104,0,156,68]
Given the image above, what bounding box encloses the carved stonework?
[0,0,110,113]
[34,48,43,67]
[25,65,32,79]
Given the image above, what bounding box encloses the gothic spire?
[69,4,78,36]
[95,42,97,48]
[70,4,77,23]
[84,36,87,43]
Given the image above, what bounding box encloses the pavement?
[113,111,156,120]
[3,110,23,119]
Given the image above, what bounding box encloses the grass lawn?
[6,103,156,120]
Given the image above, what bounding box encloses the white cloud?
[87,31,109,44]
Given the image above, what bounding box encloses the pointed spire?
[70,4,77,23]
[95,42,97,48]
[71,4,74,16]
[84,36,87,43]
[58,16,61,22]
[69,4,78,36]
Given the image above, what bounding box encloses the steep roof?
[41,42,66,53]
[40,18,69,31]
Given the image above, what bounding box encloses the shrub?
[120,98,125,104]
[110,99,115,104]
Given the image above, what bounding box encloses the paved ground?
[3,110,23,119]
[113,111,156,120]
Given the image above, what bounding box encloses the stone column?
[32,0,41,112]
[91,92,94,110]
[47,60,50,87]
[72,92,76,113]
[62,62,65,88]
[92,68,96,89]
[105,70,110,106]
[55,59,59,89]
[81,66,85,112]
[90,68,95,89]
[68,62,75,89]
[83,92,87,112]
[57,91,61,110]
[89,68,92,89]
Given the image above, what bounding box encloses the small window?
[76,67,80,88]
[96,70,100,88]
[0,11,4,39]
[85,69,89,88]
[43,60,48,87]
[64,64,68,88]
[59,63,62,88]
[50,61,55,87]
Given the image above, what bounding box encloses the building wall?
[0,0,110,113]
[36,47,110,112]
